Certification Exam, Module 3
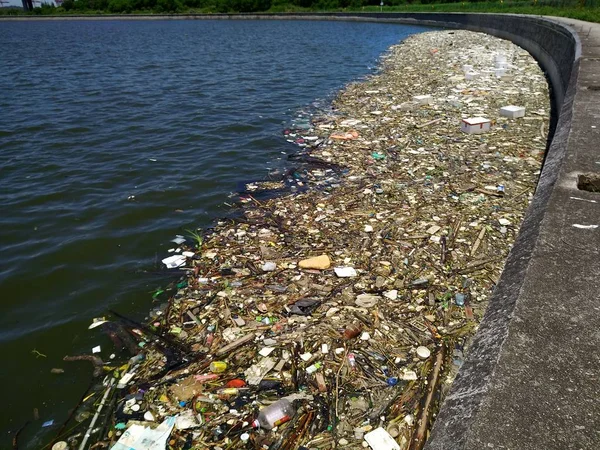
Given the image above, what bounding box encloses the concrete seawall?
[4,12,598,448]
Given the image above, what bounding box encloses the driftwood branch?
[64,355,105,377]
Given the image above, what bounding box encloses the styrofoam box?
[500,105,526,118]
[461,117,491,134]
[413,95,433,105]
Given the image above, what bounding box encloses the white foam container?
[461,117,491,134]
[500,105,526,118]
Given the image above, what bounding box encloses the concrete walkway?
[428,16,600,450]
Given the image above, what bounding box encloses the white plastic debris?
[413,94,433,105]
[171,235,186,245]
[175,410,199,430]
[500,105,526,118]
[262,262,277,272]
[92,345,101,354]
[334,266,357,278]
[161,254,186,269]
[259,347,276,357]
[383,290,398,301]
[401,370,418,381]
[355,294,379,308]
[495,53,507,67]
[245,357,276,385]
[340,119,361,127]
[461,117,490,134]
[88,318,108,329]
[426,225,441,235]
[112,416,176,450]
[364,427,400,450]
[117,372,135,389]
[300,352,313,361]
[573,224,598,229]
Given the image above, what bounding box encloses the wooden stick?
[215,333,254,356]
[415,118,442,129]
[470,227,486,256]
[409,344,446,450]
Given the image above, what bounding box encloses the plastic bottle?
[347,353,357,370]
[216,387,248,398]
[342,323,362,340]
[205,324,215,347]
[252,399,296,430]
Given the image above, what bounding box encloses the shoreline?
[47,30,549,449]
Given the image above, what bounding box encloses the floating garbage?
[461,116,491,134]
[500,105,526,118]
[37,30,549,450]
[413,94,433,105]
[112,416,176,450]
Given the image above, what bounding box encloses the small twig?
[415,118,442,129]
[215,333,255,356]
[31,349,47,358]
[63,355,105,377]
[409,344,446,450]
[470,227,486,257]
[11,421,29,449]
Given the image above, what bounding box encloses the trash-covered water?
[0,19,431,448]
